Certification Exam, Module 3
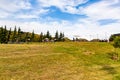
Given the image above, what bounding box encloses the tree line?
[0,26,65,44]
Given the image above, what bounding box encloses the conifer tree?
[31,30,34,42]
[25,32,29,42]
[3,26,8,43]
[12,26,17,42]
[39,32,43,42]
[46,30,50,39]
[17,27,21,42]
[59,32,63,41]
[62,32,65,41]
[0,27,4,43]
[55,31,59,41]
[0,27,1,43]
[7,28,11,43]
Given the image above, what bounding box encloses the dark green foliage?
[0,26,66,43]
[3,26,8,43]
[31,30,34,42]
[46,31,50,38]
[109,33,120,41]
[55,31,65,42]
[59,32,64,41]
[0,26,8,43]
[0,27,4,43]
[59,32,62,41]
[7,28,11,43]
[39,32,43,42]
[111,36,120,61]
[25,32,30,42]
[12,26,17,42]
[113,37,120,48]
[17,27,22,42]
[62,33,65,41]
[55,31,59,41]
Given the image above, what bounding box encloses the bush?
[113,37,120,48]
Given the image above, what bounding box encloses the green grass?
[0,42,120,80]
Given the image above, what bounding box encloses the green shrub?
[113,37,120,48]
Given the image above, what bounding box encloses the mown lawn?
[0,42,120,80]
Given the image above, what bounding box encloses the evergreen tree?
[59,32,63,41]
[25,32,29,42]
[31,30,34,42]
[12,26,17,43]
[73,38,75,41]
[62,32,65,41]
[46,30,50,39]
[0,27,4,43]
[49,35,52,40]
[0,26,8,43]
[39,32,43,42]
[58,32,65,41]
[0,26,66,43]
[43,34,46,40]
[3,26,8,43]
[0,27,1,43]
[17,27,21,42]
[55,31,59,41]
[7,28,11,43]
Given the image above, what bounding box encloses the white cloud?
[0,0,50,19]
[0,0,31,12]
[0,10,10,18]
[15,9,49,19]
[37,0,88,14]
[0,18,120,40]
[81,0,120,20]
[33,9,50,15]
[0,0,32,19]
[0,0,120,40]
[15,14,38,19]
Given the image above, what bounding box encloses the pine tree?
[17,27,21,42]
[62,32,65,41]
[55,31,59,41]
[0,28,1,43]
[3,26,8,43]
[59,32,62,41]
[31,30,34,42]
[12,26,17,43]
[39,32,43,42]
[7,28,11,43]
[0,27,3,43]
[46,30,50,38]
[25,32,29,42]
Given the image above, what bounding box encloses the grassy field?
[0,42,120,80]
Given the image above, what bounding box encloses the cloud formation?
[37,0,88,13]
[0,0,120,40]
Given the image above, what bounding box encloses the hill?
[0,42,120,80]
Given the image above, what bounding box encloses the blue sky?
[0,0,120,40]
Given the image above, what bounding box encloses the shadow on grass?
[101,65,117,75]
[114,75,120,80]
[107,52,119,61]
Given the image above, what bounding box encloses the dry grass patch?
[0,42,120,80]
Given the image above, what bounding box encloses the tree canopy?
[0,26,65,44]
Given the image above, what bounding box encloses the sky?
[0,0,120,40]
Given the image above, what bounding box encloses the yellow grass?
[0,42,120,80]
